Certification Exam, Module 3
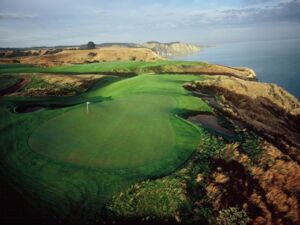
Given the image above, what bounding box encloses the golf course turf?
[29,75,210,170]
[0,68,211,223]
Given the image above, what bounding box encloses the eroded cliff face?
[204,141,300,225]
[142,41,200,57]
[185,76,300,161]
[184,75,300,224]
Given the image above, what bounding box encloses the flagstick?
[86,102,90,114]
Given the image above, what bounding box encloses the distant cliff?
[0,41,200,61]
[96,41,201,57]
[142,41,200,57]
[0,47,163,67]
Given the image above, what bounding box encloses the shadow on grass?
[11,96,112,113]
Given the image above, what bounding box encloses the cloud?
[186,0,300,26]
[242,0,277,5]
[0,0,299,46]
[101,0,300,30]
[0,12,38,19]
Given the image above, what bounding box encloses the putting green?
[29,75,210,170]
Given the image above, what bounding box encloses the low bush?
[236,132,262,161]
[88,52,97,57]
[105,178,187,220]
[217,207,250,225]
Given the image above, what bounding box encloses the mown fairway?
[0,71,210,223]
[0,60,202,74]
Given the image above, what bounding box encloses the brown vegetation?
[185,76,300,162]
[8,74,105,96]
[0,47,163,67]
[204,141,300,225]
[184,75,300,224]
[182,64,256,80]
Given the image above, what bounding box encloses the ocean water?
[173,38,300,100]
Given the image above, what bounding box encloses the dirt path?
[0,77,31,96]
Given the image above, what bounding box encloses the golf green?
[29,75,210,170]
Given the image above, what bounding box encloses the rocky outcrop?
[184,76,300,162]
[142,41,200,57]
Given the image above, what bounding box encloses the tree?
[86,41,96,49]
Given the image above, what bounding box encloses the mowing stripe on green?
[29,75,210,173]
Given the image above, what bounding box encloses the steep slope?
[183,75,300,223]
[142,41,200,57]
[184,76,300,162]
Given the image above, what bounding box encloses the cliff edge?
[184,75,300,224]
[142,41,200,57]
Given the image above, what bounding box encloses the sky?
[0,0,300,47]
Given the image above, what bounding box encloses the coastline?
[171,38,300,100]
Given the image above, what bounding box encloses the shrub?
[195,132,226,175]
[130,56,137,61]
[217,207,250,225]
[105,178,187,220]
[88,52,97,57]
[237,132,262,161]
